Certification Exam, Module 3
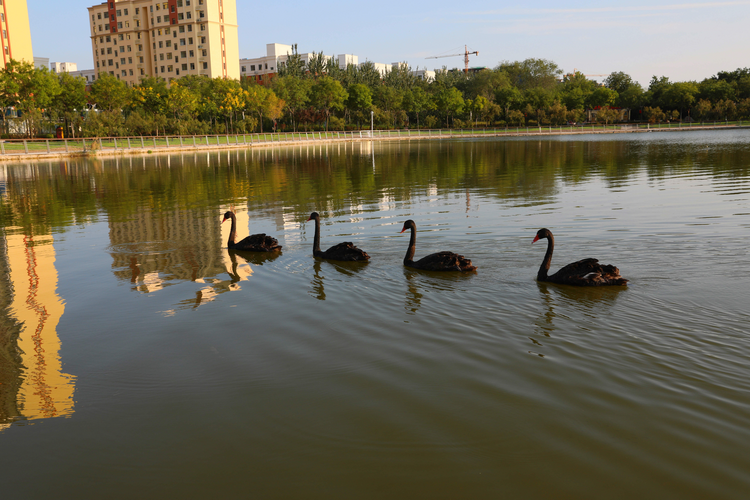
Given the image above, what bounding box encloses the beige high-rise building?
[87,0,239,86]
[0,0,35,70]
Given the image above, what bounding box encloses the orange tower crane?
[427,45,479,73]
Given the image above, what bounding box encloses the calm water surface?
[1,131,750,498]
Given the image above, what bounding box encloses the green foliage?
[497,58,561,91]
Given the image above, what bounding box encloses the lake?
[1,130,749,499]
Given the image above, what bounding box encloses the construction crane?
[427,45,478,73]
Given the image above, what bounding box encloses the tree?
[309,76,348,130]
[497,58,561,91]
[346,83,373,128]
[277,44,306,78]
[661,81,698,119]
[131,76,169,135]
[586,86,618,109]
[495,85,523,117]
[604,71,636,94]
[54,72,87,138]
[166,80,199,133]
[0,60,61,137]
[373,85,404,128]
[435,87,464,127]
[90,73,129,112]
[403,87,432,129]
[272,75,312,131]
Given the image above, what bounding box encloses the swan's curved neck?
[404,226,416,265]
[227,214,237,247]
[312,217,322,255]
[538,234,554,281]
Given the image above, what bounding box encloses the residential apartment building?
[87,0,239,86]
[1,0,34,70]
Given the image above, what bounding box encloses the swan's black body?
[532,228,627,286]
[222,211,281,252]
[307,212,370,262]
[399,220,476,272]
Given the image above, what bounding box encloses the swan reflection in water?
[403,268,473,315]
[179,250,280,310]
[529,281,627,356]
[309,259,368,301]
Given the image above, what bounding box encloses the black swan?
[532,228,627,286]
[306,212,370,261]
[222,211,281,252]
[399,220,476,272]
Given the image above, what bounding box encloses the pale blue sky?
[28,0,750,87]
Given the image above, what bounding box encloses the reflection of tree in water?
[529,282,626,356]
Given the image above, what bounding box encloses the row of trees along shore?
[2,49,750,139]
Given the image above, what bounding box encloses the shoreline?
[1,124,747,162]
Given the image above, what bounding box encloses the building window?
[203,62,207,69]
[124,8,128,15]
[120,46,125,53]
[107,47,112,54]
[161,66,165,73]
[188,37,193,44]
[160,54,164,60]
[167,65,173,72]
[157,16,161,23]
[129,69,134,76]
[182,64,187,70]
[116,9,121,16]
[159,41,163,48]
[106,35,111,42]
[120,58,125,64]
[250,65,255,71]
[178,13,184,20]
[241,66,245,72]
[190,63,195,70]
[189,50,194,57]
[135,7,139,14]
[166,40,171,47]
[105,24,110,30]
[187,25,192,32]
[165,27,170,34]
[167,53,172,59]
[179,26,185,33]
[181,51,186,57]
[180,38,185,46]
[118,22,123,29]
[128,57,132,63]
[121,70,126,76]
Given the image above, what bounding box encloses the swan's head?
[532,228,552,244]
[400,220,416,233]
[307,212,320,222]
[222,211,235,223]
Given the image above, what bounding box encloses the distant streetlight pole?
[371,110,374,136]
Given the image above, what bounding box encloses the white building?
[33,57,50,70]
[413,69,435,82]
[240,43,359,82]
[70,69,97,85]
[51,62,78,73]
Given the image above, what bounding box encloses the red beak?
[532,235,540,244]
[399,228,407,233]
[306,217,312,222]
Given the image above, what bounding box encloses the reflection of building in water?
[109,205,250,308]
[0,227,75,427]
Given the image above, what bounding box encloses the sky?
[28,0,750,87]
